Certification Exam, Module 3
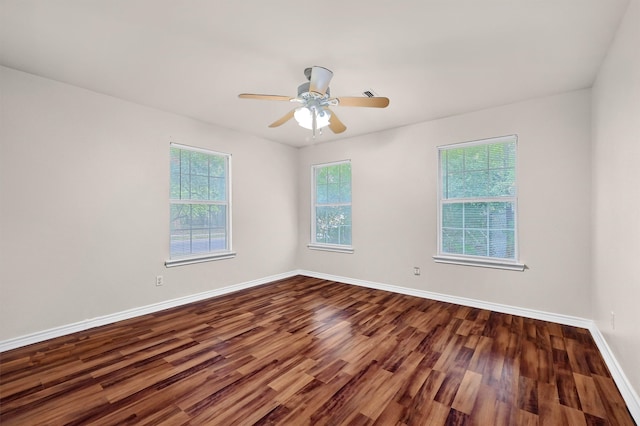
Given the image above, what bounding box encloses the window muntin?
[169,143,231,260]
[311,161,352,248]
[438,136,518,262]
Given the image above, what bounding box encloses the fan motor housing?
[298,82,330,98]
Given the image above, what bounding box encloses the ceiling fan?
[239,66,390,138]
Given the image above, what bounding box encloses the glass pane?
[170,171,181,199]
[340,223,352,246]
[488,202,515,229]
[505,169,516,195]
[316,183,328,204]
[210,156,226,178]
[489,230,515,258]
[170,148,181,199]
[315,206,351,245]
[327,165,340,184]
[315,163,351,204]
[340,181,351,203]
[445,173,465,199]
[316,166,328,185]
[170,203,227,257]
[442,203,463,228]
[442,228,463,254]
[464,229,488,256]
[446,148,464,172]
[464,145,487,171]
[488,170,509,197]
[210,177,226,201]
[170,230,191,258]
[442,140,516,200]
[171,148,228,202]
[180,150,191,174]
[487,142,515,169]
[170,204,191,257]
[180,172,191,199]
[489,168,515,197]
[464,171,489,197]
[190,204,209,228]
[190,228,211,254]
[170,204,190,231]
[464,202,487,229]
[170,147,181,165]
[190,152,209,176]
[442,170,447,198]
[340,163,351,183]
[500,142,516,169]
[191,175,208,200]
[327,183,340,203]
[209,205,227,251]
[440,202,515,259]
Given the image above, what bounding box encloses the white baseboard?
[299,269,640,423]
[588,324,640,422]
[298,270,592,327]
[0,270,299,353]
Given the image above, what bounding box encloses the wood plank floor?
[0,275,635,425]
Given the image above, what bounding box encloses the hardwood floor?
[0,275,635,425]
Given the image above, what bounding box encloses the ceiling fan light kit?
[239,66,390,138]
[294,106,331,130]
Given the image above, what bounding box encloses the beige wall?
[297,90,593,318]
[0,66,298,341]
[592,0,640,399]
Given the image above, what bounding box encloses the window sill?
[307,244,354,254]
[433,255,525,271]
[165,252,236,268]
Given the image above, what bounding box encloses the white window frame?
[165,143,235,267]
[308,160,354,254]
[433,135,525,271]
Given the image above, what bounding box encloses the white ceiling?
[0,0,630,147]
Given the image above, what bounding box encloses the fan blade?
[309,66,333,96]
[268,109,296,128]
[336,96,390,108]
[239,93,293,101]
[328,109,347,134]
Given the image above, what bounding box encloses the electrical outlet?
[611,311,615,330]
[156,275,163,286]
[413,267,421,276]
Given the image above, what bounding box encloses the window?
[166,143,234,267]
[309,161,353,253]
[434,135,524,271]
